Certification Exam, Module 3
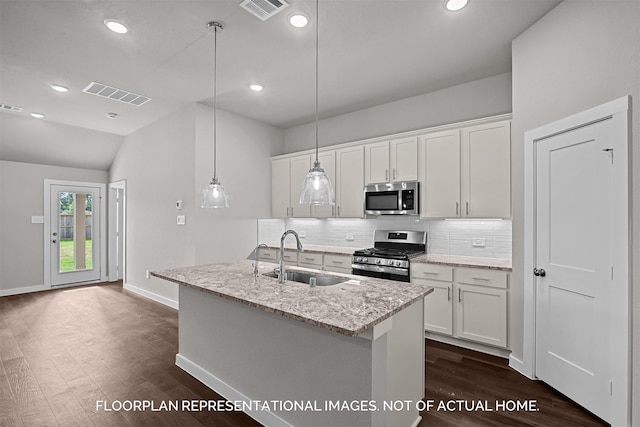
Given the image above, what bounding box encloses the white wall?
[283,73,512,154]
[511,0,640,423]
[0,160,108,293]
[109,103,284,306]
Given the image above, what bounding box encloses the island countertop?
[152,260,433,337]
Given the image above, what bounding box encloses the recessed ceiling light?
[289,13,309,28]
[30,112,45,119]
[104,19,128,34]
[106,112,119,119]
[249,84,263,92]
[50,84,69,93]
[444,0,469,11]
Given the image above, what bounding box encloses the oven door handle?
[351,263,409,276]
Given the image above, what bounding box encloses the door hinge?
[602,148,613,164]
[610,381,613,396]
[611,266,614,280]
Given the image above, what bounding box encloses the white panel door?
[49,184,102,286]
[535,119,612,422]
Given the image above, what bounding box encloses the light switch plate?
[31,215,45,224]
[177,215,186,225]
[298,231,306,238]
[346,233,354,241]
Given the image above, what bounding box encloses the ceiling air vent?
[82,82,151,106]
[239,0,289,21]
[0,103,23,113]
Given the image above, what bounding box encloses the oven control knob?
[387,259,394,266]
[375,259,381,265]
[355,257,362,262]
[362,257,368,263]
[394,261,400,267]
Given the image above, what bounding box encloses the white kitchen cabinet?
[420,129,461,218]
[335,146,364,218]
[364,137,418,184]
[420,120,510,218]
[412,263,454,335]
[412,264,509,350]
[323,253,352,274]
[310,151,337,218]
[461,121,511,218]
[257,247,278,262]
[271,154,312,218]
[298,252,323,270]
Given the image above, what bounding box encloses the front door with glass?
[49,184,101,286]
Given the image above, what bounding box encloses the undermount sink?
[263,270,346,287]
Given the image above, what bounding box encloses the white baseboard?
[0,284,49,297]
[124,282,179,310]
[425,332,511,359]
[508,354,536,380]
[175,354,293,427]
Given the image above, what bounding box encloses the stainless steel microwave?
[364,181,420,215]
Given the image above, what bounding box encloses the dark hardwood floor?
[0,283,608,426]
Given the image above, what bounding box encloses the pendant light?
[299,0,335,206]
[202,21,229,208]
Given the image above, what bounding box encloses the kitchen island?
[152,261,433,427]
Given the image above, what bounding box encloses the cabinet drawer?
[257,248,278,261]
[298,252,323,266]
[411,263,454,282]
[456,268,508,289]
[323,254,352,270]
[282,249,299,263]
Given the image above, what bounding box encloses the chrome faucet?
[278,230,303,283]
[253,243,269,277]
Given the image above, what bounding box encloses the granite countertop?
[413,254,512,271]
[152,260,432,337]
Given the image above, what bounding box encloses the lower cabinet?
[323,253,352,274]
[412,263,509,349]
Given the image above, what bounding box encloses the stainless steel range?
[352,230,426,282]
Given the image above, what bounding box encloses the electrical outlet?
[177,215,186,225]
[472,238,486,248]
[299,231,306,238]
[346,233,354,241]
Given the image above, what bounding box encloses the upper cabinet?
[271,154,312,218]
[335,146,365,218]
[364,136,418,184]
[420,120,511,219]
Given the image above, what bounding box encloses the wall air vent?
[82,82,151,106]
[0,103,23,113]
[239,0,289,21]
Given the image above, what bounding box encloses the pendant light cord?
[213,24,218,180]
[314,0,319,164]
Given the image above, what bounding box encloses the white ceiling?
[0,0,561,170]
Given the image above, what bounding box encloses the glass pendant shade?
[202,177,229,208]
[299,160,335,205]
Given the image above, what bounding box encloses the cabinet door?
[310,151,336,218]
[455,284,507,348]
[421,280,453,335]
[289,154,312,218]
[271,158,290,218]
[461,121,511,218]
[420,130,461,218]
[336,146,364,218]
[323,253,352,273]
[364,141,389,184]
[390,136,418,182]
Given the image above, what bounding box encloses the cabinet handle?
[472,277,490,281]
[332,260,344,264]
[393,168,396,180]
[332,206,335,216]
[337,206,340,216]
[456,202,459,216]
[291,207,294,217]
[466,202,469,215]
[422,271,438,276]
[286,207,289,217]
[385,169,389,181]
[458,288,462,303]
[447,287,451,301]
[305,257,315,261]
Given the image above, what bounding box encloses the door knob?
[52,239,57,244]
[533,268,546,277]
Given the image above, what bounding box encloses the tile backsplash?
[258,217,511,260]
